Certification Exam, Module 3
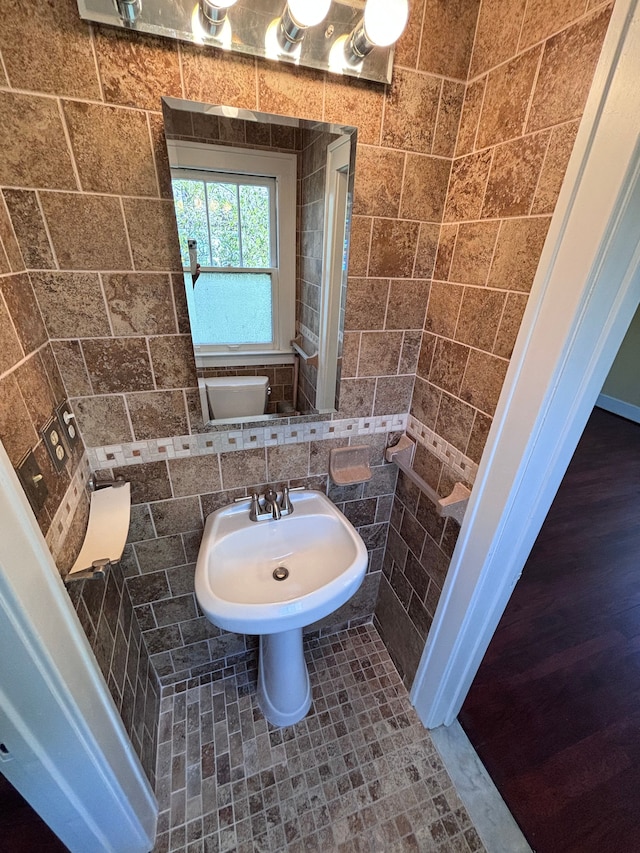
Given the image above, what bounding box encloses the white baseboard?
[596,393,640,424]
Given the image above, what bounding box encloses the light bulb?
[288,0,332,28]
[364,0,408,47]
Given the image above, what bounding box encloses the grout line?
[56,98,84,193]
[87,23,106,103]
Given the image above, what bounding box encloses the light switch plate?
[41,417,69,473]
[56,401,80,449]
[16,450,49,514]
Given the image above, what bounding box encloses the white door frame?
[0,441,157,852]
[412,0,640,727]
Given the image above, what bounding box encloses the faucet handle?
[280,485,294,515]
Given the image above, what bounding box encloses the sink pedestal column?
[257,628,311,726]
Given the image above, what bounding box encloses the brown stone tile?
[168,456,221,497]
[39,193,131,270]
[150,497,203,537]
[82,338,154,393]
[149,336,197,389]
[0,93,77,190]
[357,332,403,377]
[411,376,440,425]
[185,389,208,434]
[70,394,133,446]
[219,448,267,490]
[433,224,458,281]
[258,64,324,120]
[425,281,462,338]
[449,222,500,286]
[127,390,188,441]
[113,460,171,504]
[346,216,371,277]
[0,196,23,273]
[123,199,182,271]
[435,392,476,455]
[341,332,358,378]
[399,331,422,374]
[148,113,173,201]
[94,27,181,110]
[455,79,485,158]
[3,191,54,269]
[337,378,376,418]
[62,102,158,197]
[476,47,542,150]
[400,155,450,222]
[0,0,99,98]
[354,147,404,217]
[494,292,529,358]
[469,0,527,78]
[1,273,47,355]
[455,288,506,351]
[444,151,493,222]
[369,220,420,278]
[519,0,587,50]
[382,69,441,154]
[394,0,426,68]
[429,338,469,395]
[104,273,177,336]
[433,81,465,158]
[418,0,480,79]
[33,441,71,533]
[307,437,346,476]
[51,340,92,397]
[482,132,550,218]
[460,350,509,414]
[414,223,440,279]
[181,46,257,109]
[14,352,58,435]
[31,272,110,339]
[527,5,612,132]
[171,274,192,335]
[467,410,493,463]
[385,281,429,330]
[488,217,551,291]
[267,443,309,482]
[532,120,580,214]
[40,343,67,405]
[0,295,26,374]
[0,375,39,466]
[323,78,383,146]
[373,376,414,416]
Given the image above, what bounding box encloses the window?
[167,141,296,362]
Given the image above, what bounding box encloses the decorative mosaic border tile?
[45,452,91,558]
[407,415,478,485]
[297,322,320,348]
[87,413,408,470]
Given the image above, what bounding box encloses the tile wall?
[374,0,614,686]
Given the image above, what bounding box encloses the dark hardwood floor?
[460,407,640,853]
[0,774,68,852]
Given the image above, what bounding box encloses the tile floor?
[153,624,486,852]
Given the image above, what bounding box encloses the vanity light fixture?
[76,0,405,84]
[114,0,141,24]
[276,0,332,54]
[344,0,409,66]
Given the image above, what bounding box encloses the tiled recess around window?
[153,624,485,853]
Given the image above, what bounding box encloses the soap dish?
[329,445,372,485]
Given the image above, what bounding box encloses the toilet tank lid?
[204,376,270,390]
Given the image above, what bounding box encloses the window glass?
[186,271,273,345]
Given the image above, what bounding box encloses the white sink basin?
[195,489,368,635]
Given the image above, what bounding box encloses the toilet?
[202,375,270,420]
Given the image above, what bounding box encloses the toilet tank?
[204,376,270,420]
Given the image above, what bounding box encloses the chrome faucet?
[263,487,282,520]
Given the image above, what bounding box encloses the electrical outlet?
[56,401,79,449]
[41,417,69,473]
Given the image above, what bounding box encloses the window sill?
[195,351,296,368]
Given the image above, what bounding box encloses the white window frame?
[167,140,297,365]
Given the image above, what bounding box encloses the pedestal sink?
[195,489,368,726]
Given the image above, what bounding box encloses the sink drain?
[273,566,289,581]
